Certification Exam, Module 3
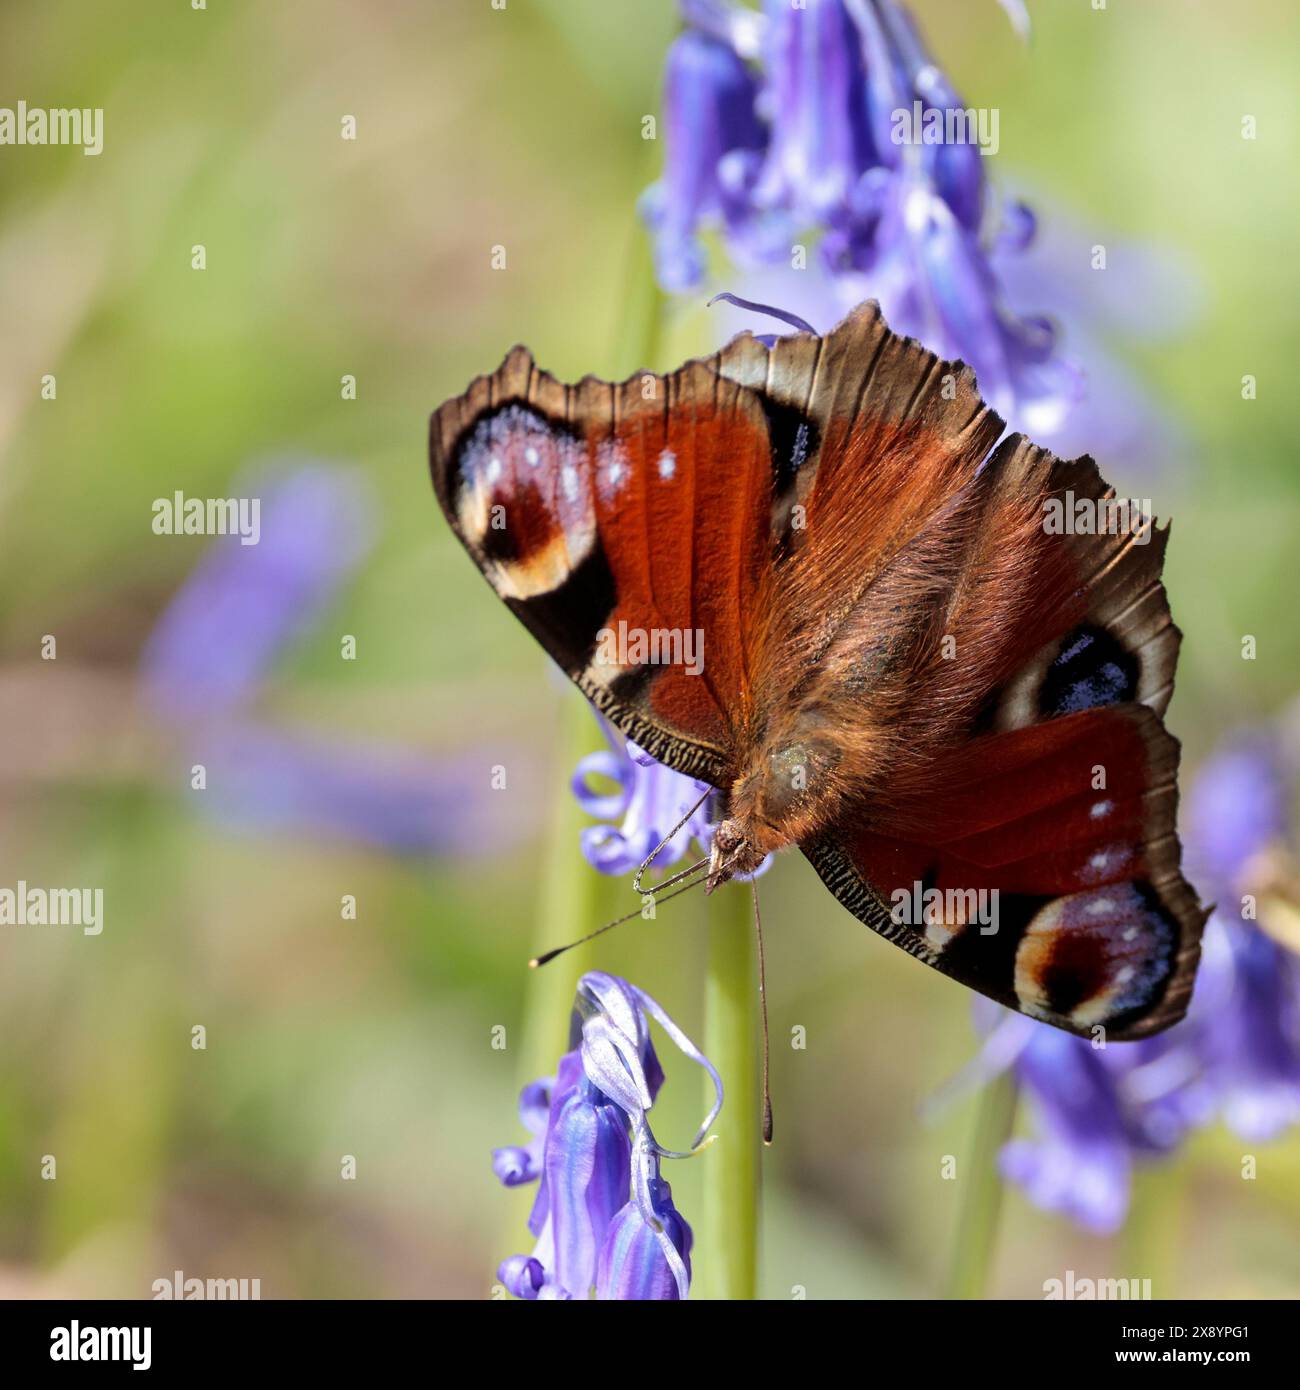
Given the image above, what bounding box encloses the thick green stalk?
[1124,1158,1187,1297]
[946,1071,1018,1299]
[696,882,761,1300]
[518,693,608,1073]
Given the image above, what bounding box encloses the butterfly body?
[430,301,1207,1040]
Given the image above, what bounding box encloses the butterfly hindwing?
[805,705,1204,1038]
[798,433,1203,1038]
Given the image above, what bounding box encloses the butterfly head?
[705,818,767,893]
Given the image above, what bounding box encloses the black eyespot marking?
[507,543,616,675]
[607,663,655,705]
[477,481,545,564]
[760,400,819,498]
[1038,624,1138,717]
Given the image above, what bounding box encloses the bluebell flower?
[494,972,721,1300]
[596,1131,694,1300]
[644,1,1087,442]
[1195,918,1300,1141]
[195,724,531,859]
[638,28,782,294]
[750,0,878,226]
[142,460,376,718]
[572,718,717,875]
[573,716,770,880]
[1184,733,1300,1141]
[997,1020,1134,1234]
[491,1077,551,1188]
[1184,732,1289,905]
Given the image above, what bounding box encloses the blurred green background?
[1,0,1297,1299]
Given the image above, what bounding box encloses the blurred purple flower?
[648,1,1199,465]
[989,200,1201,469]
[1184,732,1300,1141]
[644,0,1085,439]
[141,460,527,858]
[998,1022,1134,1234]
[494,971,720,1300]
[1195,918,1300,1141]
[751,0,878,226]
[142,461,376,718]
[1185,731,1289,904]
[197,725,531,859]
[639,28,783,293]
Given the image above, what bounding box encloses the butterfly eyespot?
[1013,883,1175,1028]
[1038,624,1138,717]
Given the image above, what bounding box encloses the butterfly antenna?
[631,787,712,897]
[752,877,774,1146]
[707,291,816,336]
[529,863,709,969]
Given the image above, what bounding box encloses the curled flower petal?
[498,1254,546,1300]
[492,1146,540,1188]
[631,981,724,1147]
[570,749,634,822]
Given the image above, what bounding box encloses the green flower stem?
[696,881,762,1300]
[1124,1157,1187,1297]
[946,1071,1018,1300]
[518,692,611,1073]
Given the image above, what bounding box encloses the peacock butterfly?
[428,301,1206,1040]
